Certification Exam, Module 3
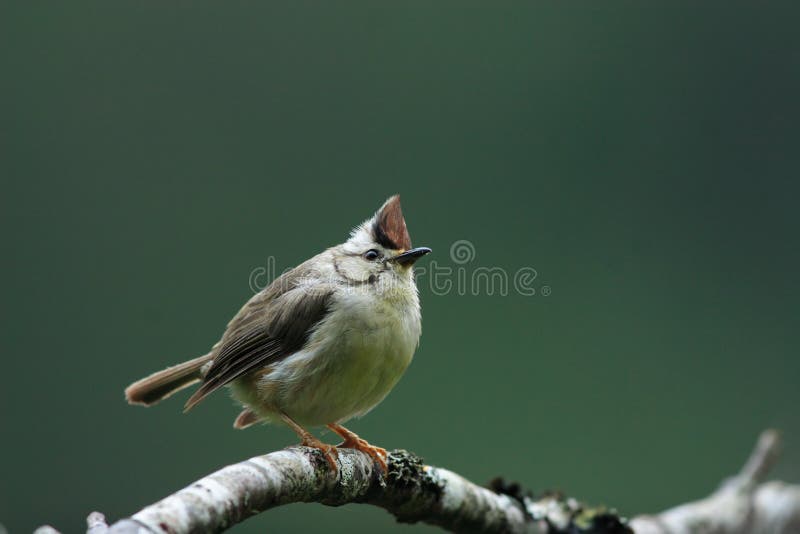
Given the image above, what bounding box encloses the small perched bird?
[125,195,430,471]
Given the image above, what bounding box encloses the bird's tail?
[125,353,213,407]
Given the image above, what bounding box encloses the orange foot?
[327,423,388,472]
[300,433,339,471]
[279,411,339,471]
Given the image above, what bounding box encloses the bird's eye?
[363,249,381,261]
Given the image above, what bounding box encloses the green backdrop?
[2,3,799,533]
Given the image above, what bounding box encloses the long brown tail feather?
[125,353,213,407]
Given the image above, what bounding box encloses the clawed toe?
[336,437,388,472]
[301,436,339,471]
[280,412,340,471]
[326,423,389,472]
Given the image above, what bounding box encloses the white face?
[334,219,413,286]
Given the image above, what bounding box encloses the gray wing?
[184,261,333,410]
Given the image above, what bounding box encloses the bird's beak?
[391,247,432,267]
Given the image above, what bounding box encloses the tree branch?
[35,430,800,534]
[96,449,551,534]
[630,429,800,533]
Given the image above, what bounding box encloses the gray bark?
[34,430,800,534]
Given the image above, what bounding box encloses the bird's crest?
[372,195,412,250]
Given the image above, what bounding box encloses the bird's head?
[336,195,431,286]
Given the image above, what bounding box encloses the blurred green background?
[2,3,799,533]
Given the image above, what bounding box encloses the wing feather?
[184,261,333,410]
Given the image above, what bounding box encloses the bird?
[124,195,431,471]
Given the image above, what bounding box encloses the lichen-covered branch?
[96,448,543,534]
[75,447,626,534]
[35,430,800,534]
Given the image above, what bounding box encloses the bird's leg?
[280,412,338,471]
[327,423,388,472]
